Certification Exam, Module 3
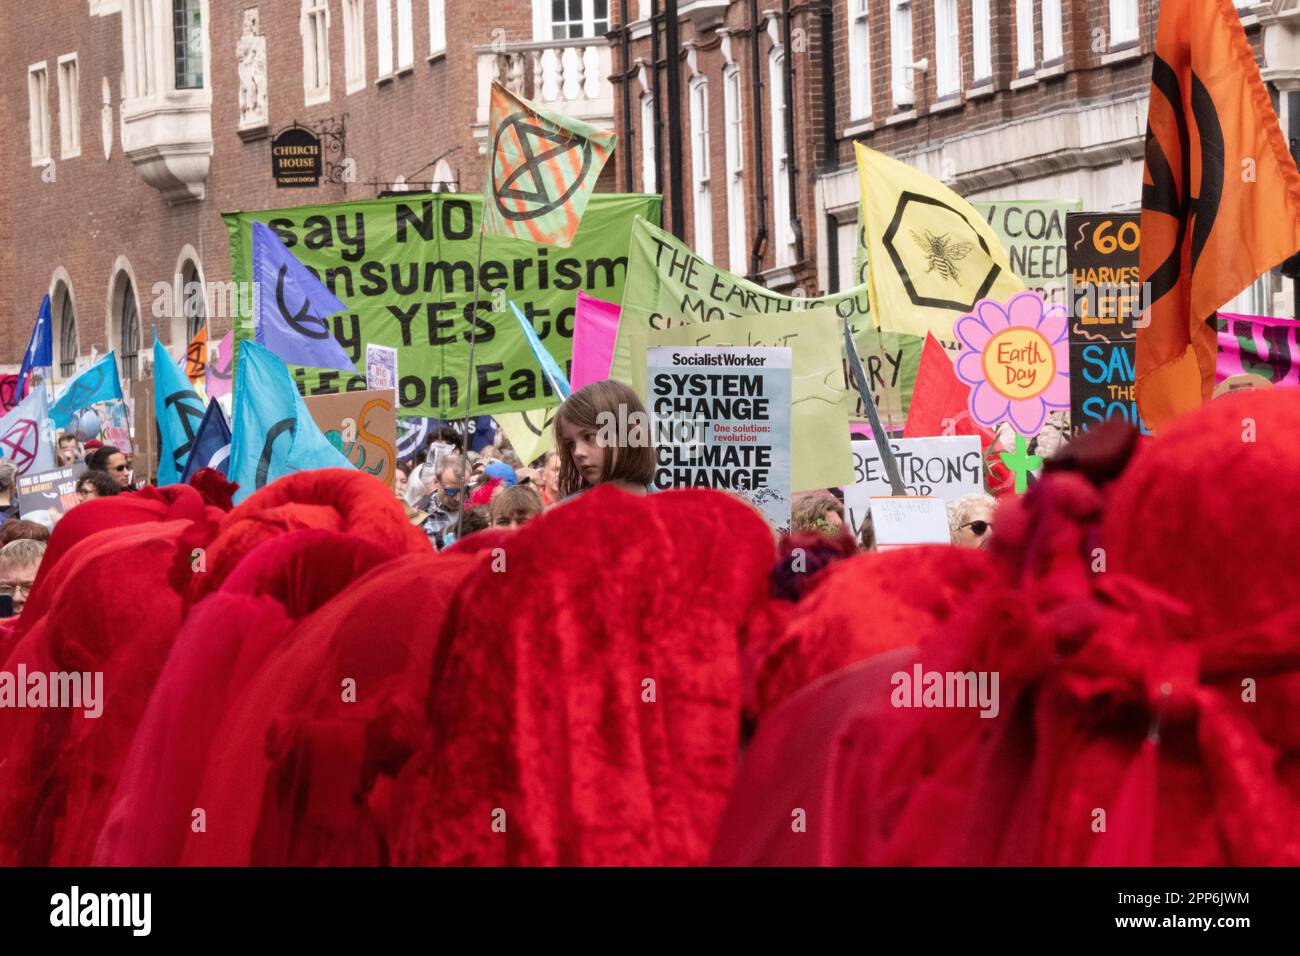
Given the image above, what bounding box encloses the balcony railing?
[473,38,614,150]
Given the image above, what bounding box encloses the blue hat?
[483,461,518,486]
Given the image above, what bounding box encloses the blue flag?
[152,337,206,486]
[49,352,125,428]
[251,221,356,371]
[508,300,571,399]
[179,398,232,482]
[17,296,54,401]
[227,341,354,504]
[0,386,56,479]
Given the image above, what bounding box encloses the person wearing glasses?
[0,538,45,618]
[949,493,997,549]
[84,445,133,490]
[414,455,465,549]
[74,470,123,502]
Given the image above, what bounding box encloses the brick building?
[1,0,617,382]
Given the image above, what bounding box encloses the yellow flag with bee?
[856,143,1023,342]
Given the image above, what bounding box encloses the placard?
[647,346,792,532]
[303,388,398,487]
[365,344,398,391]
[843,435,982,538]
[17,462,87,519]
[869,496,952,551]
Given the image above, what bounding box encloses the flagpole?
[843,320,905,496]
[455,213,489,540]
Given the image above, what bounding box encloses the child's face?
[558,417,606,485]
[493,509,536,530]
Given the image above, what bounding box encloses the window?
[173,0,204,89]
[58,55,80,159]
[770,48,795,266]
[848,0,871,120]
[640,92,656,194]
[890,0,914,109]
[56,283,77,379]
[29,63,51,165]
[343,0,366,92]
[971,0,991,82]
[182,261,206,342]
[723,66,747,276]
[690,78,713,264]
[934,0,960,98]
[302,0,331,102]
[429,0,446,56]
[1042,0,1063,63]
[1016,0,1035,74]
[396,0,414,71]
[1109,0,1138,47]
[377,0,394,78]
[119,279,140,382]
[548,0,610,40]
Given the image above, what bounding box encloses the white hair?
[948,493,997,538]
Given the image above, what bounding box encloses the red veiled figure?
[172,546,481,866]
[393,485,777,866]
[93,529,404,866]
[0,518,194,865]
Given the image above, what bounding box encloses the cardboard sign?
[96,399,134,455]
[131,377,158,485]
[844,435,982,538]
[869,496,951,551]
[365,344,398,391]
[303,389,398,487]
[1065,212,1149,434]
[17,462,87,519]
[647,346,793,532]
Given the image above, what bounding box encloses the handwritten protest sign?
[17,463,86,519]
[1065,212,1149,434]
[647,346,792,531]
[1215,312,1300,387]
[627,308,852,490]
[616,216,921,431]
[365,344,397,390]
[869,496,952,551]
[225,193,661,418]
[843,435,982,538]
[976,200,1082,306]
[303,389,398,486]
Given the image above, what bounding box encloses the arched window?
[182,260,206,342]
[58,284,78,378]
[121,282,140,381]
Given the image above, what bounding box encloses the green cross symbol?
[999,432,1041,494]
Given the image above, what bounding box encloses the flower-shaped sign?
[953,291,1070,436]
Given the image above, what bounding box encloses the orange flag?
[1136,0,1300,432]
[185,325,208,385]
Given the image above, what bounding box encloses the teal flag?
[227,341,353,504]
[152,337,205,486]
[50,352,124,429]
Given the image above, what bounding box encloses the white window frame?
[848,0,871,120]
[690,76,713,264]
[971,0,992,82]
[396,0,414,72]
[1109,0,1138,48]
[890,0,914,110]
[58,54,81,159]
[1042,0,1063,63]
[342,0,366,93]
[770,46,795,266]
[301,0,331,105]
[535,0,611,42]
[934,0,960,99]
[1016,0,1035,74]
[640,92,656,194]
[428,0,446,56]
[29,62,51,166]
[377,0,394,79]
[723,65,747,275]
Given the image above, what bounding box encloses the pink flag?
[571,291,621,390]
[206,331,235,400]
[1216,312,1300,387]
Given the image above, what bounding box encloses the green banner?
[224,192,662,418]
[612,217,921,432]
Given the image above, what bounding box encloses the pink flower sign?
[953,291,1069,435]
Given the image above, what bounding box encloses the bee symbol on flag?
[911,230,972,284]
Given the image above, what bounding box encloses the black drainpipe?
[819,0,836,167]
[664,0,686,240]
[619,0,634,190]
[781,0,805,263]
[748,0,768,278]
[651,0,664,200]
